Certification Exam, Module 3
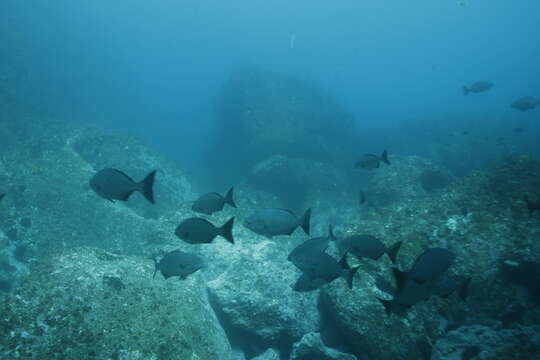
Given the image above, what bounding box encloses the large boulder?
[246,155,353,212]
[0,246,233,360]
[290,332,358,360]
[206,237,320,356]
[208,66,357,184]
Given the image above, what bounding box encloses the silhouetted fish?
[524,196,540,214]
[462,81,493,96]
[355,150,390,170]
[409,248,455,284]
[192,187,237,215]
[511,96,539,111]
[175,217,235,244]
[153,250,204,280]
[340,235,402,264]
[293,253,359,291]
[244,208,311,238]
[288,225,336,269]
[90,168,156,204]
[0,193,4,203]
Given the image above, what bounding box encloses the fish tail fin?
[387,241,402,264]
[220,217,235,244]
[152,256,158,279]
[139,170,157,204]
[224,187,237,208]
[344,266,360,290]
[381,150,390,165]
[377,298,393,315]
[462,86,469,96]
[299,208,311,235]
[328,224,336,241]
[459,277,472,302]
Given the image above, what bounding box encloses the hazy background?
[1,0,539,185]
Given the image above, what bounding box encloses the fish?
[359,191,366,205]
[90,168,156,204]
[0,193,4,202]
[511,96,539,111]
[293,253,359,291]
[175,217,235,244]
[524,196,540,214]
[340,235,402,264]
[378,261,467,316]
[288,224,336,269]
[409,248,455,284]
[500,260,540,300]
[153,250,204,280]
[244,208,311,238]
[354,150,390,170]
[192,187,237,215]
[462,81,493,96]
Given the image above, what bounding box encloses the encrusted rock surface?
[0,246,233,360]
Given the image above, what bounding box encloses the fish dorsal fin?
[111,168,135,183]
[275,208,297,217]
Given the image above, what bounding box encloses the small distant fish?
[293,253,359,291]
[288,224,336,269]
[524,196,540,215]
[511,96,539,111]
[340,235,402,264]
[175,217,235,244]
[461,346,482,360]
[192,187,237,215]
[513,126,525,133]
[462,81,493,96]
[244,208,311,238]
[409,248,455,284]
[354,150,390,170]
[90,168,156,204]
[359,191,366,205]
[0,193,5,202]
[153,250,204,280]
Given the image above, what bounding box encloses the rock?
[208,66,357,184]
[431,324,540,360]
[363,154,453,207]
[320,154,540,359]
[246,155,353,211]
[0,246,233,360]
[252,348,280,360]
[290,332,358,360]
[0,119,195,257]
[206,238,320,353]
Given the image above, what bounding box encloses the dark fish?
[354,150,390,170]
[524,196,540,215]
[511,96,539,111]
[409,248,455,284]
[462,81,493,96]
[90,168,156,204]
[192,187,237,215]
[292,274,328,292]
[153,250,204,280]
[175,217,235,244]
[359,191,366,205]
[461,346,482,360]
[288,224,336,269]
[293,253,359,291]
[340,235,402,264]
[0,193,4,202]
[244,208,311,238]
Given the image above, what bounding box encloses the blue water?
[2,0,539,180]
